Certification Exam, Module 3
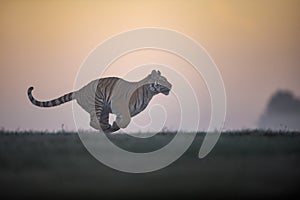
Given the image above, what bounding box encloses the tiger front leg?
[110,98,131,131]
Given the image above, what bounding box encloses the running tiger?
[28,70,172,132]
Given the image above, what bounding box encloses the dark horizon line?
[1,129,300,136]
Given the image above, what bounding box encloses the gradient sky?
[1,0,300,131]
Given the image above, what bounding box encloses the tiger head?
[148,70,172,95]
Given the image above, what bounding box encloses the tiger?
[27,70,172,133]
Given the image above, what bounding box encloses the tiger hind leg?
[108,121,120,132]
[90,111,111,132]
[89,118,111,132]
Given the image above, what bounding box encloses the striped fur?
[28,70,172,132]
[27,87,74,107]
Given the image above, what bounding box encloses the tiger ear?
[151,70,157,78]
[157,70,161,76]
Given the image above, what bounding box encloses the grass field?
[0,130,300,199]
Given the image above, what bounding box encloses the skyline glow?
[1,0,299,131]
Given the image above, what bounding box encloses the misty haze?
[259,90,300,131]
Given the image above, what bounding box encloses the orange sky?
[0,0,299,131]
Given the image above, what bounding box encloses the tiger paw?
[109,121,120,132]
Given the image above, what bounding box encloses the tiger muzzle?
[161,85,171,95]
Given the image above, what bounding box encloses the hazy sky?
[1,0,299,131]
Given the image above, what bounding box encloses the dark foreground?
[0,130,299,200]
